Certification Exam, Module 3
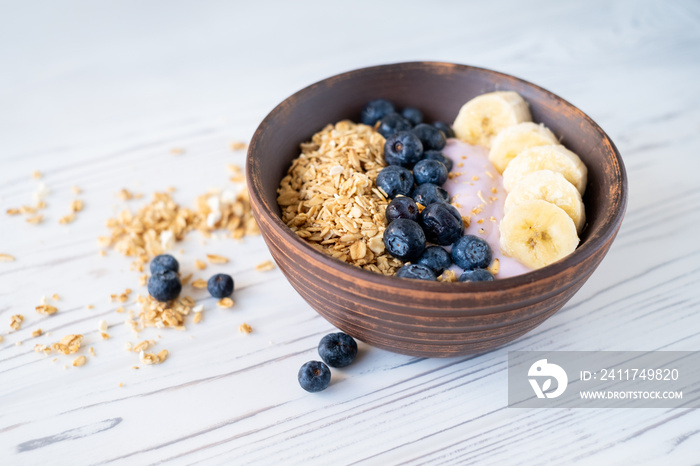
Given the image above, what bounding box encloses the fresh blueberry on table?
[459,268,494,282]
[383,218,426,262]
[412,123,446,151]
[423,150,453,172]
[360,99,395,126]
[298,361,331,393]
[385,196,419,223]
[150,254,179,274]
[451,235,493,270]
[396,263,437,281]
[419,202,464,245]
[318,332,358,368]
[147,270,182,302]
[416,246,452,275]
[433,121,455,139]
[413,159,448,186]
[384,130,424,167]
[207,273,234,299]
[401,107,423,126]
[412,183,449,206]
[377,113,413,138]
[376,165,414,198]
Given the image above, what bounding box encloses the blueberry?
[396,263,437,281]
[383,218,426,262]
[147,270,182,302]
[318,332,358,368]
[401,107,423,126]
[385,196,419,223]
[412,183,449,206]
[150,254,179,274]
[451,235,493,270]
[419,202,464,245]
[412,124,446,151]
[416,246,452,275]
[413,159,448,186]
[207,273,234,299]
[376,165,414,198]
[384,131,424,168]
[298,361,331,392]
[459,269,494,282]
[377,113,413,138]
[424,150,453,172]
[361,99,395,126]
[433,121,455,139]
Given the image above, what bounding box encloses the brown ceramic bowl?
[246,62,627,357]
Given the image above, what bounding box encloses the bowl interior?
[248,62,626,285]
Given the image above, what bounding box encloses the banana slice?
[452,91,531,148]
[500,199,579,269]
[502,144,588,195]
[488,122,558,173]
[504,170,586,234]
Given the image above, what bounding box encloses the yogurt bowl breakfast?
[247,62,627,357]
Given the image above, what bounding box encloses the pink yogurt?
[441,138,532,279]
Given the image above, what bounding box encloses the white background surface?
[1,1,699,464]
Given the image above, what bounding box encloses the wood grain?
[1,0,699,464]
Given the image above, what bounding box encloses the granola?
[277,121,402,275]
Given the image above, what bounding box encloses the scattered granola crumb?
[89,347,96,357]
[438,270,458,283]
[0,253,15,262]
[98,320,108,332]
[218,298,234,309]
[59,213,76,225]
[71,199,84,212]
[10,314,24,331]
[26,214,43,224]
[132,340,155,353]
[255,260,275,272]
[138,274,148,286]
[32,170,42,179]
[52,334,83,354]
[52,293,60,301]
[488,258,500,276]
[71,185,82,194]
[34,344,51,354]
[181,273,193,286]
[194,259,207,270]
[0,335,4,343]
[117,188,143,201]
[239,323,252,334]
[193,311,203,324]
[230,141,248,151]
[131,366,140,370]
[86,305,94,310]
[16,341,23,346]
[73,355,87,367]
[170,148,185,155]
[119,383,124,387]
[192,278,208,289]
[140,349,168,365]
[100,332,110,340]
[99,250,107,257]
[206,254,229,264]
[31,328,43,338]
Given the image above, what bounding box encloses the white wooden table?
[2,1,699,464]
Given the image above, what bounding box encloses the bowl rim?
[247,61,628,293]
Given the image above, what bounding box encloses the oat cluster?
[100,185,259,271]
[277,121,403,275]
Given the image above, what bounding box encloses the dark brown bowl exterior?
[247,62,627,357]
